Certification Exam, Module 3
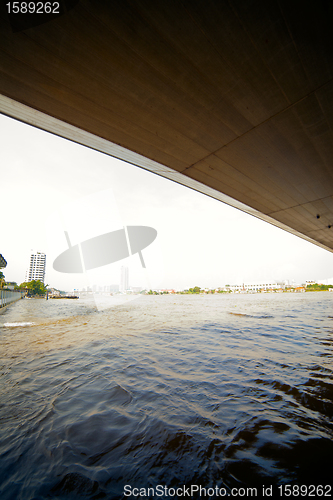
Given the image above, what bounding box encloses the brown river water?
[0,293,332,499]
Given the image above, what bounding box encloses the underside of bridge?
[1,0,333,251]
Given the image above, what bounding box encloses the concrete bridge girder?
[0,0,332,250]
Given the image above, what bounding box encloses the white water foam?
[3,322,35,327]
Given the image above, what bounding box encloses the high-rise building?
[120,266,129,292]
[26,251,46,283]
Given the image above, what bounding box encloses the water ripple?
[0,293,332,498]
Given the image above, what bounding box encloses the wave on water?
[228,312,274,318]
[2,322,35,327]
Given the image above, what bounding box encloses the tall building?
[26,251,46,283]
[120,266,129,292]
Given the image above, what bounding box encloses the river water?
[0,293,332,499]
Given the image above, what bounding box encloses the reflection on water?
[0,293,332,499]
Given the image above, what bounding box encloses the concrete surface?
[0,0,332,250]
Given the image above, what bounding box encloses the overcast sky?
[1,113,333,291]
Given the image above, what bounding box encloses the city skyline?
[2,113,333,292]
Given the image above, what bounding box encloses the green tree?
[19,280,48,296]
[306,283,333,292]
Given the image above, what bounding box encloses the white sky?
[1,113,333,291]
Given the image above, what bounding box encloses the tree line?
[0,272,48,296]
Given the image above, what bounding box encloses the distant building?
[5,282,17,290]
[305,281,316,287]
[120,266,129,292]
[228,282,284,293]
[26,251,46,283]
[106,284,120,293]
